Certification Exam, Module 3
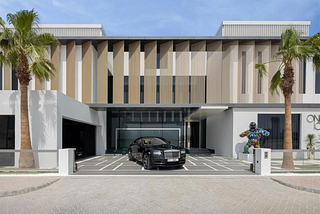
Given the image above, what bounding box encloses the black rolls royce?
[128,137,186,170]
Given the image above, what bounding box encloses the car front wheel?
[143,153,152,170]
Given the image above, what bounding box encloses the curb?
[0,178,60,197]
[271,178,320,194]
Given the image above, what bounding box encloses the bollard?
[254,148,271,175]
[59,149,75,175]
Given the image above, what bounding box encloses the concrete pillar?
[59,149,75,175]
[254,148,271,175]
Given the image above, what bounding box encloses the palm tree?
[256,28,320,169]
[0,9,59,168]
[305,134,317,160]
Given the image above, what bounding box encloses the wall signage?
[306,114,320,130]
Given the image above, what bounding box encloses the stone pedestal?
[238,153,253,162]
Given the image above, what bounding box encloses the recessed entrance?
[190,122,199,148]
[62,119,96,158]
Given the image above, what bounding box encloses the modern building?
[0,21,319,168]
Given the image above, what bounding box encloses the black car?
[128,137,186,170]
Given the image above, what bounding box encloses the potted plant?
[305,134,317,160]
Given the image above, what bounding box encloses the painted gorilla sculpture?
[239,122,270,154]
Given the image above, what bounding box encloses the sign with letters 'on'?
[306,114,320,130]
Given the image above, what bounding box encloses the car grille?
[164,150,180,159]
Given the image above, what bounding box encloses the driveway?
[74,154,253,175]
[0,176,319,213]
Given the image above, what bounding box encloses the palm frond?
[7,9,39,36]
[36,33,59,45]
[269,69,282,95]
[29,58,56,82]
[255,63,267,78]
[291,45,313,60]
[305,31,320,71]
[6,50,18,68]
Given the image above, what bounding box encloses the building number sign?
[307,114,320,130]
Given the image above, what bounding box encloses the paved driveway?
[0,176,319,214]
[75,155,253,175]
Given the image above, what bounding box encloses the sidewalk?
[0,174,319,197]
[270,175,320,194]
[0,175,60,197]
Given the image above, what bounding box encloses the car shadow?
[131,159,184,171]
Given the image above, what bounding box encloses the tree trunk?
[17,51,35,168]
[281,95,294,169]
[19,84,35,168]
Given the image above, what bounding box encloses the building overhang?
[88,103,320,112]
[186,106,229,121]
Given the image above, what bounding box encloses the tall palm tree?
[256,28,320,169]
[0,9,59,168]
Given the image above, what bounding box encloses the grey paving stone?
[0,176,319,214]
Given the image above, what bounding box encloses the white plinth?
[59,149,75,175]
[254,148,271,175]
[238,153,253,162]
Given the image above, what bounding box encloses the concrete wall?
[0,90,106,168]
[206,107,320,159]
[206,109,233,157]
[232,108,320,159]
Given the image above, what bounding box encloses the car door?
[131,138,140,159]
[136,138,146,161]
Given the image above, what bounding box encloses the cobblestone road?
[0,176,319,214]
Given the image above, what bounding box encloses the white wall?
[206,107,320,159]
[232,108,320,159]
[0,90,106,169]
[206,109,233,157]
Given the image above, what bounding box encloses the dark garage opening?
[63,119,96,158]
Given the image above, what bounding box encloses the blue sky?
[0,0,319,36]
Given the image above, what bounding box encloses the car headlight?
[180,150,186,154]
[152,150,162,155]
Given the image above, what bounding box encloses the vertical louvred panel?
[51,44,60,90]
[97,41,108,103]
[82,41,92,103]
[175,41,189,104]
[4,64,11,90]
[129,41,140,104]
[160,41,173,104]
[113,41,124,104]
[207,41,222,103]
[191,41,205,103]
[66,41,76,98]
[144,41,157,104]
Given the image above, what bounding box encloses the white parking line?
[76,156,101,164]
[95,159,108,166]
[200,157,234,171]
[204,163,217,171]
[78,165,84,168]
[141,167,144,171]
[188,156,198,161]
[183,165,189,171]
[188,160,197,166]
[99,156,126,171]
[113,156,119,158]
[218,160,228,164]
[113,163,123,171]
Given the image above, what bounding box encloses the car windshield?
[142,138,170,145]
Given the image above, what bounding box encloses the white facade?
[0,90,106,168]
[206,107,320,159]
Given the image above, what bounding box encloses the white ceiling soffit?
[187,106,229,121]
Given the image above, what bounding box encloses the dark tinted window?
[258,114,300,149]
[142,138,169,145]
[316,69,320,94]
